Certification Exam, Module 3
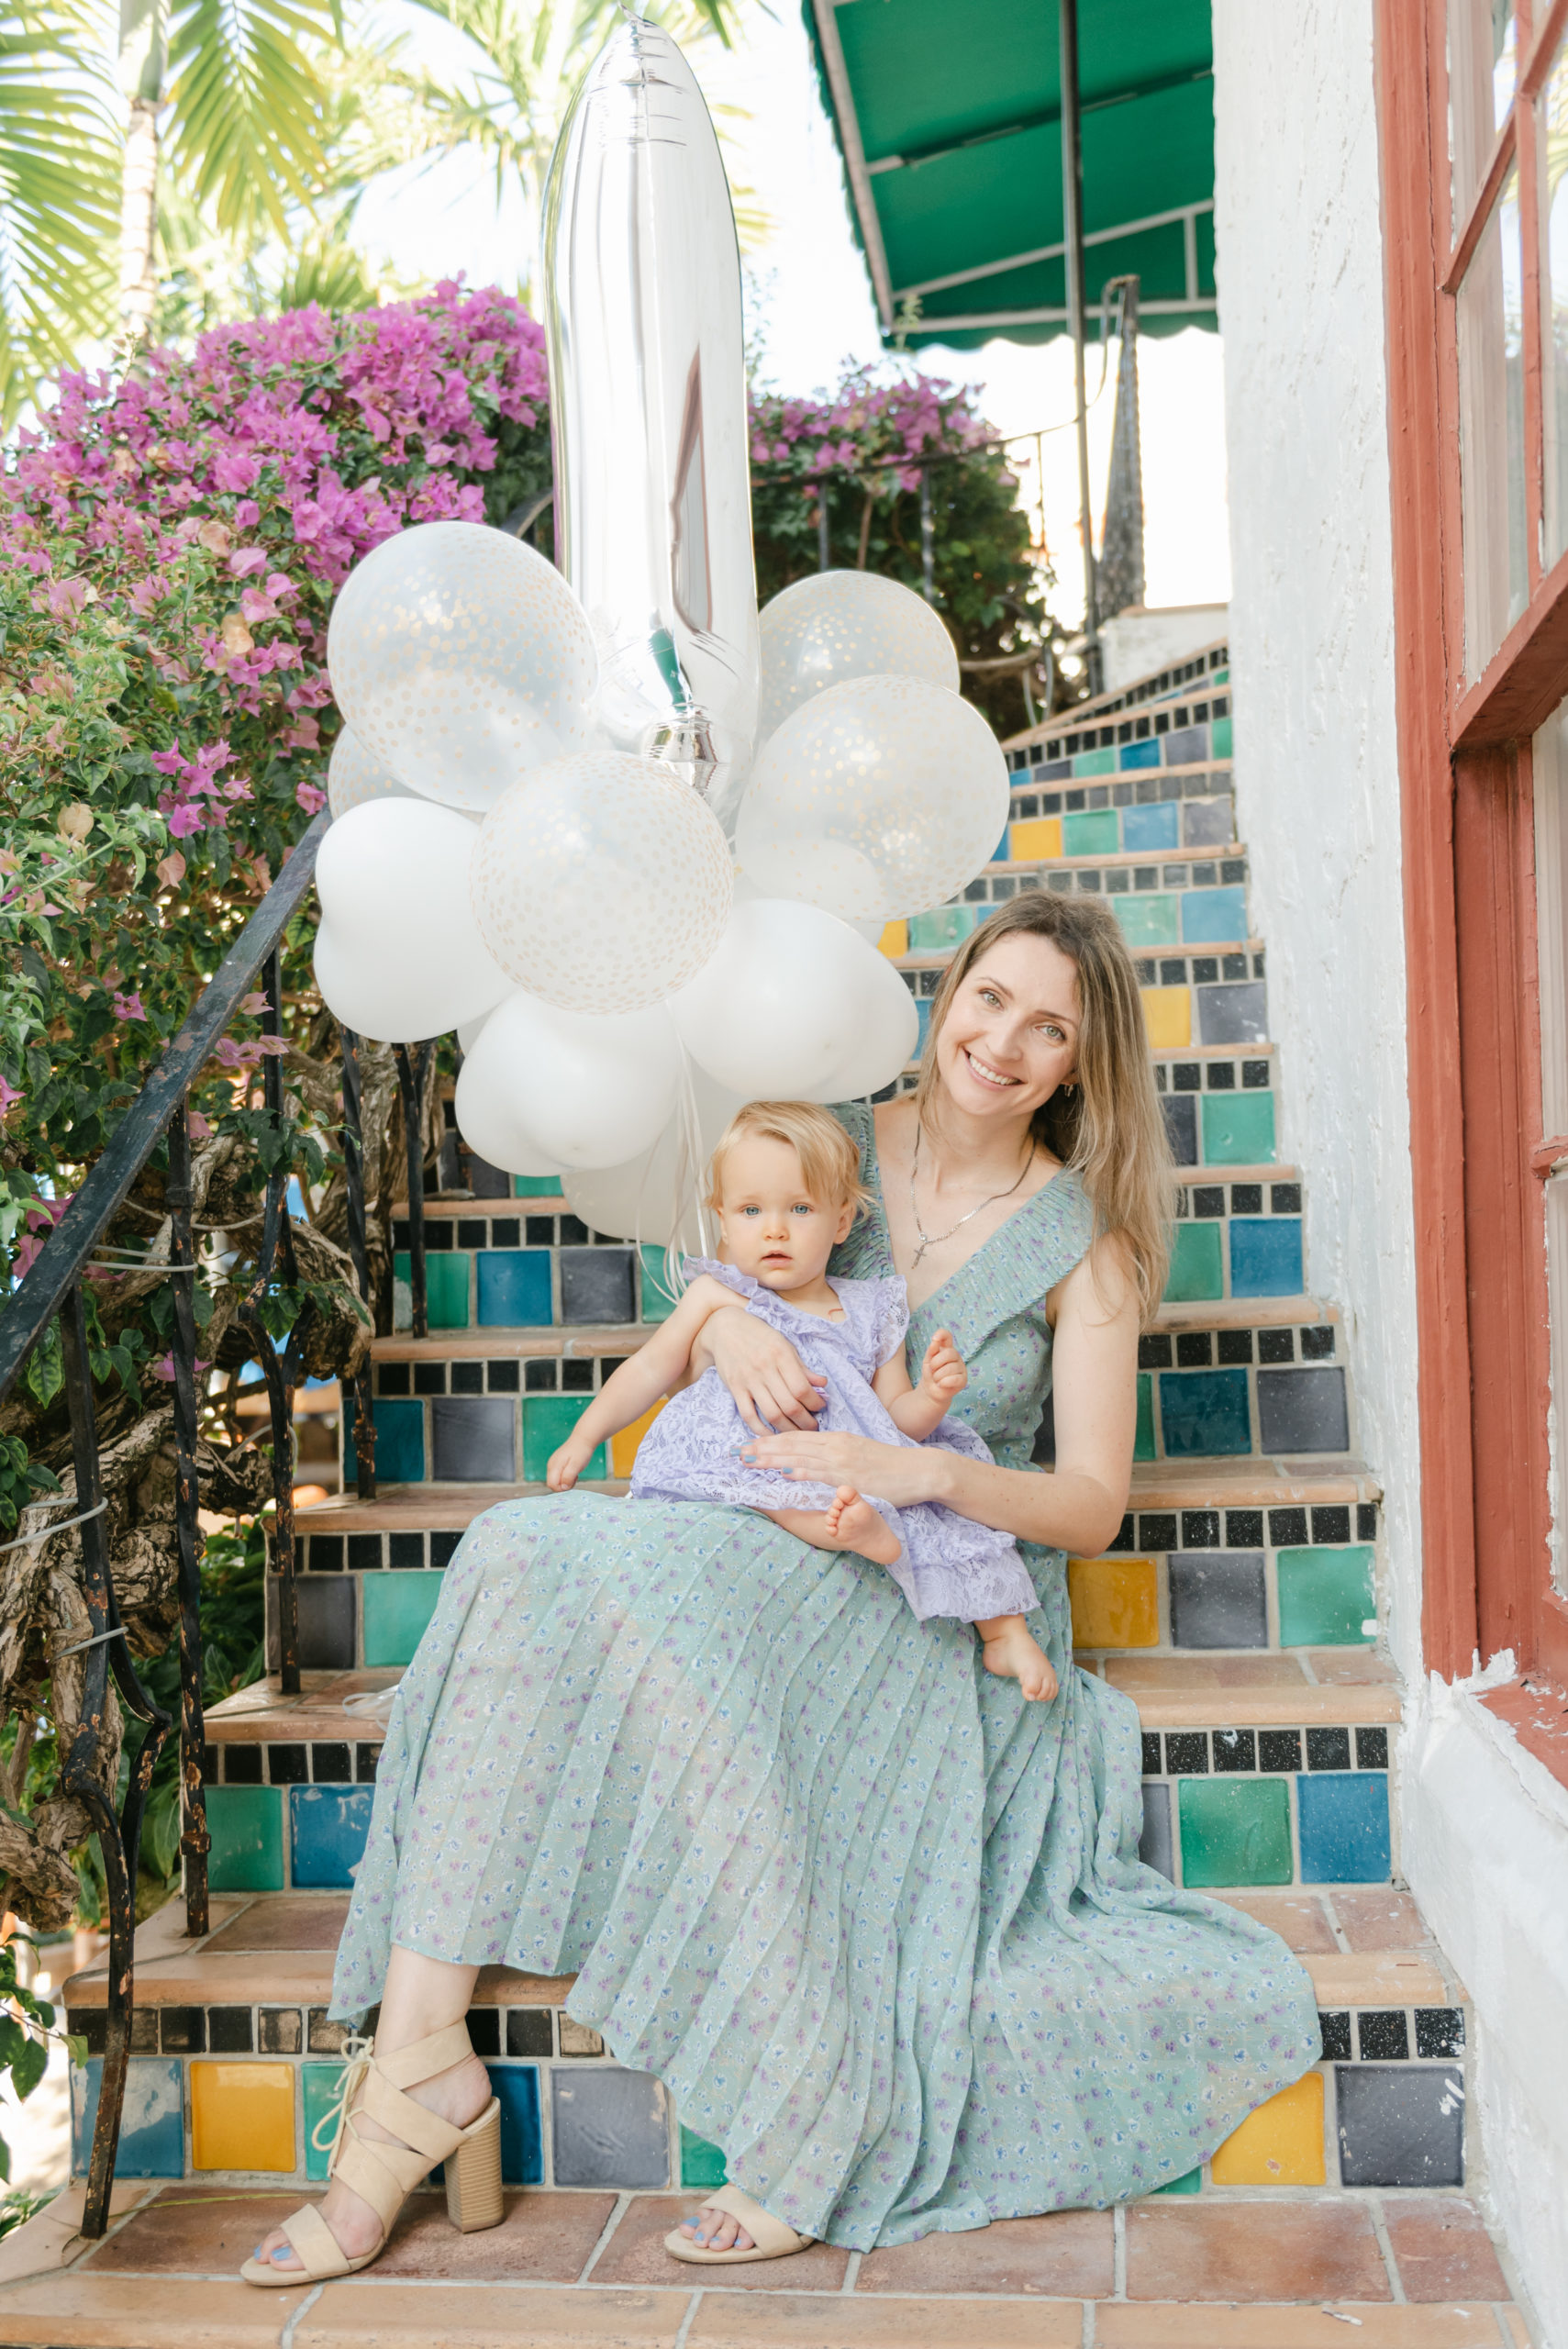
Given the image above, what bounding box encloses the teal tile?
[1119,739,1162,771]
[362,1570,444,1667]
[1298,1773,1390,1883]
[1178,1776,1294,1887]
[1154,2166,1202,2195]
[1202,1091,1276,1164]
[1122,800,1179,852]
[1071,748,1115,777]
[1212,714,1233,759]
[907,904,977,952]
[364,1398,424,1483]
[303,2061,347,2180]
[513,1175,563,1197]
[680,2124,728,2188]
[523,1395,607,1482]
[1182,885,1248,945]
[1164,1221,1224,1302]
[640,1246,680,1324]
[476,1251,553,1326]
[206,1784,285,1892]
[392,1251,469,1330]
[1159,1366,1252,1456]
[1062,807,1119,857]
[1112,895,1179,949]
[1134,1372,1155,1462]
[1277,1545,1376,1646]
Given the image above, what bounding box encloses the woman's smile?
[960,1045,1023,1090]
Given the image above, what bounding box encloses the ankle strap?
[373,2019,475,2091]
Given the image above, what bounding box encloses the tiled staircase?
[4,644,1537,2345]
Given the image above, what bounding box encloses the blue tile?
[290,1784,373,1888]
[72,2057,183,2178]
[1122,800,1179,852]
[915,1000,931,1052]
[1297,1772,1391,1883]
[1229,1219,1304,1297]
[361,1399,424,1484]
[992,828,1011,863]
[1158,1366,1252,1456]
[551,2065,670,2187]
[1118,739,1162,771]
[1182,885,1249,944]
[487,2064,543,2183]
[477,1251,553,1328]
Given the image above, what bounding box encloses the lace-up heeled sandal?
[239,2021,502,2287]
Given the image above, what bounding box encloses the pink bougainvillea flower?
[295,777,326,813]
[150,1352,214,1382]
[186,1109,212,1141]
[0,1074,21,1117]
[239,990,270,1014]
[112,990,147,1021]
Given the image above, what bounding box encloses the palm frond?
[162,0,343,235]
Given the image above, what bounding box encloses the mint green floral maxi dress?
[332,1105,1321,2245]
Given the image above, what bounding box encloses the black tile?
[1164,1732,1209,1775]
[1206,1061,1236,1090]
[451,1361,484,1395]
[1226,1509,1264,1548]
[224,1745,261,1785]
[487,1360,520,1392]
[1168,1553,1267,1650]
[562,1250,637,1326]
[1212,1728,1256,1773]
[506,2009,554,2059]
[598,1358,628,1383]
[525,1359,559,1390]
[1259,1367,1350,1453]
[260,2007,303,2054]
[424,1220,453,1252]
[1259,1729,1303,1774]
[1357,2009,1409,2061]
[349,1534,382,1572]
[1141,1731,1162,1776]
[160,2008,205,2054]
[1222,952,1249,981]
[1162,1095,1197,1164]
[1160,958,1188,985]
[1181,1509,1220,1547]
[1318,2009,1352,2061]
[355,1742,381,1783]
[1355,1728,1389,1770]
[308,1536,343,1575]
[430,1531,462,1569]
[562,1359,595,1392]
[457,1220,488,1251]
[392,1219,410,1252]
[1193,1186,1225,1218]
[488,1218,520,1248]
[389,1532,426,1569]
[1307,1727,1352,1771]
[1258,1328,1295,1364]
[963,875,990,900]
[378,1362,411,1397]
[467,1155,510,1201]
[268,1742,308,1785]
[208,2007,254,2054]
[1272,1184,1303,1213]
[1138,1335,1173,1369]
[1242,1060,1272,1088]
[1312,1505,1351,1543]
[558,1215,590,1247]
[267,1575,355,1674]
[1191,957,1219,986]
[201,1749,219,1786]
[415,1362,446,1396]
[1174,1330,1212,1366]
[1357,1502,1379,1541]
[465,2009,501,2056]
[1106,1514,1136,1553]
[308,2010,361,2054]
[1231,1184,1263,1215]
[1300,1324,1337,1360]
[131,2008,158,2052]
[430,1397,517,1483]
[312,1742,352,1783]
[67,2008,106,2055]
[526,1216,557,1246]
[1269,1507,1309,1547]
[1173,1063,1201,1092]
[1066,787,1087,810]
[1415,2008,1465,2058]
[1139,1513,1178,1552]
[1219,861,1247,886]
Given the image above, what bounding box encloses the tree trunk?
[117,0,164,342]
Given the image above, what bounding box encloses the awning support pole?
[1059,0,1101,697]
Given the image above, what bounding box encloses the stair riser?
[1005,784,1236,856]
[1007,684,1230,785]
[898,867,1252,966]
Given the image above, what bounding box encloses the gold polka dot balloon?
[758,570,959,740]
[735,674,1010,923]
[472,750,734,1014]
[327,726,417,818]
[327,520,598,813]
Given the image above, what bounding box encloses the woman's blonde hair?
[913,894,1173,1319]
[707,1100,875,1221]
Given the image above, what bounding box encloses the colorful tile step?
[1008,763,1232,827]
[390,1214,678,1335]
[898,861,1253,960]
[1123,1302,1354,1464]
[1006,678,1233,781]
[1073,1494,1381,1656]
[897,943,1269,1066]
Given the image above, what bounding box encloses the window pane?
[1532,705,1568,1599]
[1450,0,1518,231]
[1540,30,1568,568]
[1457,166,1527,676]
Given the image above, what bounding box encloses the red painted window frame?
[1375,0,1568,1687]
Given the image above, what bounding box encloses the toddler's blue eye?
[791,1203,812,1216]
[741,1205,760,1216]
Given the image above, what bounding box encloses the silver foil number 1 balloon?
[543,13,760,835]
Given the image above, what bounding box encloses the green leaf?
[21,1321,62,1408]
[10,2034,46,2103]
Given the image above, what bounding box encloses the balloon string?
[676,1035,713,1263]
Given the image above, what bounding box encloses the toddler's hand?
[918,1328,967,1407]
[546,1438,592,1492]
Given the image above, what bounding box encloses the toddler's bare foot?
[822,1486,902,1566]
[980,1620,1058,1701]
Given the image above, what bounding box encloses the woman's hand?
[740,1429,948,1508]
[696,1307,828,1436]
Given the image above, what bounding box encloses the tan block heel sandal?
[664,2183,815,2265]
[239,2021,503,2286]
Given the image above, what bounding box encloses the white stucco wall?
[1212,5,1568,2339]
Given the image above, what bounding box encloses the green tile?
[392,1251,471,1330]
[362,1570,444,1667]
[1164,1221,1224,1302]
[1134,1372,1155,1462]
[680,2125,728,2188]
[1178,1777,1293,1887]
[522,1395,608,1483]
[513,1175,563,1197]
[640,1245,680,1324]
[303,2062,347,2180]
[1201,1090,1276,1165]
[907,904,977,952]
[1212,715,1233,759]
[1071,747,1115,777]
[206,1785,284,1892]
[1277,1545,1377,1646]
[1062,807,1119,857]
[1111,894,1179,949]
[1154,2167,1202,2195]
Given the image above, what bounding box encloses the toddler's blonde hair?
[706,1101,874,1221]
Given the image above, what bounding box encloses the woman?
[244,892,1320,2284]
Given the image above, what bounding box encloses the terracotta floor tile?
[1501,2309,1536,2345]
[1382,2198,1509,2300]
[1124,2204,1391,2301]
[0,2272,301,2346]
[85,2186,318,2274]
[1331,1889,1430,1952]
[295,2282,691,2346]
[855,2210,1111,2297]
[588,2195,850,2291]
[1096,2307,1509,2346]
[204,1896,350,1953]
[370,2189,617,2281]
[1305,1649,1399,1685]
[685,2293,1083,2347]
[1213,1891,1339,1954]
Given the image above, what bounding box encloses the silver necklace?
[908,1121,1036,1270]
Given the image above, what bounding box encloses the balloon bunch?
[311,17,1009,1250]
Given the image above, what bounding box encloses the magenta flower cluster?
[749,366,989,494]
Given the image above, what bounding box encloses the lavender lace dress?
[331,1102,1320,2247]
[629,1258,1038,1624]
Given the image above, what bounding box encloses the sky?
[350,1,1232,634]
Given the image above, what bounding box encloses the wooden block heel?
[445,2099,505,2232]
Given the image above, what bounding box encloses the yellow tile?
[1209,2068,1326,2185]
[610,1398,666,1480]
[1009,817,1063,863]
[190,2060,296,2173]
[1141,985,1192,1049]
[877,919,908,959]
[1068,1556,1160,1649]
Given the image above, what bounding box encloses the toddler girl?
[546,1100,1056,1700]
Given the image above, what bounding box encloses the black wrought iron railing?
[0,806,427,2236]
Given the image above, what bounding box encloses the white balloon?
[758,569,959,740]
[561,1066,746,1248]
[327,520,598,813]
[454,994,683,1173]
[327,728,416,819]
[736,674,1009,925]
[471,750,733,1013]
[669,898,917,1100]
[312,800,513,1041]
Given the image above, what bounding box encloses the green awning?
[805,0,1216,351]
